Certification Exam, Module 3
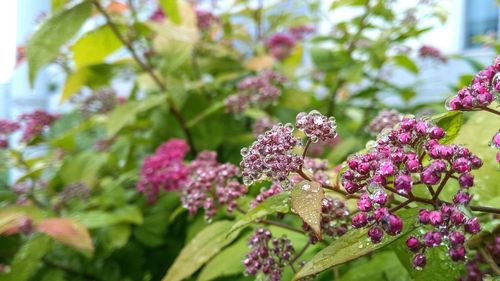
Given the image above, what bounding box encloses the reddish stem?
[482,106,500,116]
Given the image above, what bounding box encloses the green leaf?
[61,63,116,102]
[446,109,500,207]
[291,181,324,238]
[393,231,463,281]
[106,95,167,137]
[71,206,143,229]
[187,101,225,128]
[162,220,242,281]
[71,25,123,69]
[27,1,92,84]
[197,234,250,281]
[293,208,419,280]
[160,0,181,24]
[310,47,336,71]
[227,191,290,236]
[59,152,107,187]
[0,235,52,281]
[431,111,463,144]
[393,55,419,74]
[51,0,66,12]
[330,0,368,9]
[338,251,410,281]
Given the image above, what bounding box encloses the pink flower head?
[18,110,59,142]
[196,9,219,31]
[225,71,286,114]
[418,45,447,63]
[240,124,303,187]
[266,33,295,60]
[137,139,190,202]
[181,151,247,219]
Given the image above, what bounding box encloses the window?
[464,0,499,48]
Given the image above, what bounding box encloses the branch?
[478,247,500,275]
[470,205,500,215]
[431,172,451,202]
[290,240,311,265]
[260,219,305,234]
[390,199,413,213]
[482,106,500,116]
[92,0,197,155]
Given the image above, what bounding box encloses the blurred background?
[1,0,499,122]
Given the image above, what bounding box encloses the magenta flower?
[418,45,447,62]
[137,139,189,202]
[18,110,59,142]
[266,33,295,60]
[296,110,337,143]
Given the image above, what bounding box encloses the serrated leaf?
[0,235,52,281]
[293,208,419,280]
[227,191,290,236]
[291,181,323,239]
[106,95,167,136]
[197,234,250,281]
[36,218,94,252]
[162,220,242,281]
[393,55,419,74]
[71,25,123,69]
[27,1,92,84]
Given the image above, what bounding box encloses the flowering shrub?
[1,1,499,281]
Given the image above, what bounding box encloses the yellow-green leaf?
[71,25,123,69]
[162,220,242,281]
[291,181,324,239]
[160,0,181,24]
[27,1,92,84]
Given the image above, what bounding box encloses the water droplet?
[301,184,311,191]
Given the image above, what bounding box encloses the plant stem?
[260,219,305,234]
[431,172,451,202]
[470,205,500,214]
[92,0,197,155]
[483,106,500,116]
[390,199,412,213]
[478,247,500,275]
[290,240,311,265]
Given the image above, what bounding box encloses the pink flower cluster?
[149,6,166,22]
[296,110,337,143]
[181,151,247,218]
[240,124,303,186]
[196,9,219,31]
[342,117,483,267]
[407,204,480,269]
[303,197,349,244]
[19,110,59,142]
[266,25,314,60]
[137,139,190,202]
[266,33,296,60]
[367,109,403,136]
[447,56,499,111]
[0,119,20,148]
[252,116,275,136]
[288,24,315,40]
[225,71,287,114]
[243,227,295,281]
[418,45,447,62]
